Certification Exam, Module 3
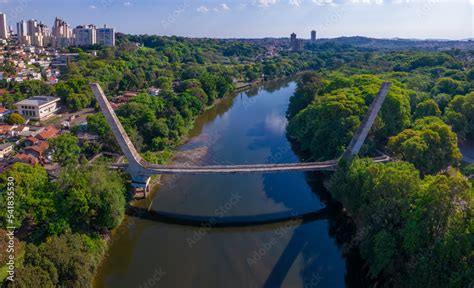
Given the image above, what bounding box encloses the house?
[36,126,60,141]
[24,141,49,158]
[0,125,15,139]
[24,136,40,146]
[0,107,12,122]
[14,125,31,137]
[14,153,39,165]
[0,143,14,158]
[14,96,60,121]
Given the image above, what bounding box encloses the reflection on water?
[93,79,370,288]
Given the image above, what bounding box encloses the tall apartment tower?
[52,17,73,48]
[0,13,8,39]
[26,19,38,36]
[290,32,297,49]
[17,20,29,45]
[96,25,115,47]
[73,25,97,46]
[311,30,317,44]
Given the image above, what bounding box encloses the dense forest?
[287,50,473,286]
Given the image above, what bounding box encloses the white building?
[73,25,96,46]
[15,96,60,121]
[0,13,8,39]
[96,25,115,47]
[17,20,29,45]
[0,143,13,158]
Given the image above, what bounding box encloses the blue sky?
[0,0,473,39]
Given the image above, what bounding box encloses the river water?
[93,79,370,288]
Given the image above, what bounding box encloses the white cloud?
[197,6,209,13]
[349,0,384,4]
[123,2,132,7]
[289,0,302,6]
[219,3,231,10]
[255,0,279,7]
[89,5,97,9]
[312,0,336,5]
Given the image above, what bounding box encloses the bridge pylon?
[341,82,392,161]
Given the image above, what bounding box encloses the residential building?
[36,126,59,141]
[24,136,40,146]
[15,96,60,121]
[0,13,8,39]
[24,141,49,158]
[0,143,14,158]
[311,30,317,44]
[73,25,96,46]
[27,19,38,37]
[17,20,30,45]
[52,17,73,48]
[290,32,304,52]
[290,32,297,48]
[0,107,12,122]
[15,153,39,165]
[0,142,13,157]
[96,25,115,46]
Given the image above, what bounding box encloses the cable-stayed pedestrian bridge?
[90,82,392,196]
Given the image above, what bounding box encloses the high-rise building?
[311,30,317,44]
[290,32,303,52]
[290,32,297,48]
[0,13,8,39]
[73,25,96,46]
[52,17,73,48]
[96,25,115,47]
[52,17,72,38]
[27,19,38,36]
[19,19,51,47]
[17,20,28,43]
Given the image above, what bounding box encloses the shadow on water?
[261,171,374,287]
[125,205,329,229]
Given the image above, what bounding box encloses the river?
[93,79,370,288]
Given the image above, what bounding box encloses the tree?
[330,159,473,287]
[48,133,81,166]
[15,233,105,287]
[56,165,126,231]
[445,92,474,139]
[287,71,324,119]
[388,117,461,175]
[433,77,467,96]
[0,163,54,227]
[6,112,26,125]
[414,99,441,119]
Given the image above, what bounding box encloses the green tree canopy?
[48,133,81,167]
[388,117,461,175]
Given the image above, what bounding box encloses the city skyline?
[0,0,473,40]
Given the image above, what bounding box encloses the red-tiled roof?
[25,141,49,155]
[25,136,39,144]
[37,126,59,140]
[15,153,39,165]
[0,125,13,131]
[0,107,10,113]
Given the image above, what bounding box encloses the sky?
[0,0,473,40]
